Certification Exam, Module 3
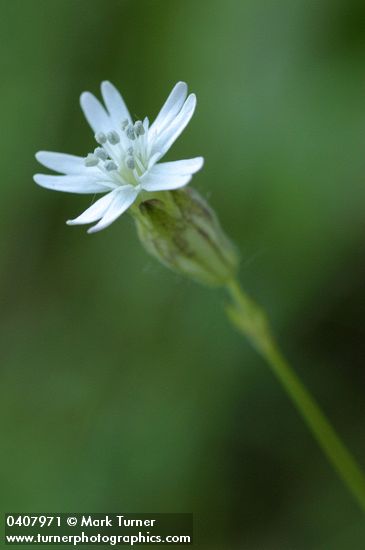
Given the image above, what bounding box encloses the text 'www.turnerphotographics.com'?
[5,513,193,546]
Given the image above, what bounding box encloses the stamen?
[134,120,145,136]
[121,119,129,131]
[126,156,135,169]
[84,153,99,167]
[95,132,107,144]
[135,157,145,172]
[94,147,108,161]
[105,160,118,171]
[107,131,120,145]
[143,116,149,130]
[127,146,134,155]
[126,125,136,141]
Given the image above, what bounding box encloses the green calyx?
[130,187,239,287]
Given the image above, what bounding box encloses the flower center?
[84,118,150,186]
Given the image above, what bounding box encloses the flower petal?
[150,81,188,137]
[66,190,119,225]
[88,186,138,233]
[140,171,192,192]
[150,157,204,176]
[101,81,131,127]
[33,174,115,194]
[35,151,92,175]
[80,91,111,133]
[151,94,197,159]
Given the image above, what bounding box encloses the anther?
[94,147,108,161]
[127,146,134,155]
[134,120,145,136]
[121,119,129,131]
[95,132,107,144]
[105,160,118,171]
[107,130,120,145]
[84,153,99,167]
[126,156,135,170]
[126,125,136,141]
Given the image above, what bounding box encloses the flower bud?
[132,187,239,287]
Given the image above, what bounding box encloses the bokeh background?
[1,0,365,547]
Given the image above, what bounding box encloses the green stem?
[225,277,365,514]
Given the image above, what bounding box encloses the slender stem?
[225,277,365,514]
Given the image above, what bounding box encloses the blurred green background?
[1,0,365,547]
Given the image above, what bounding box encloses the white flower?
[34,81,204,233]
